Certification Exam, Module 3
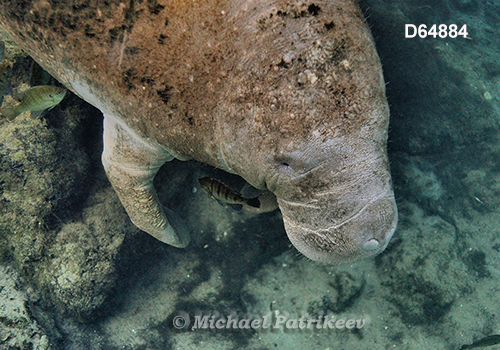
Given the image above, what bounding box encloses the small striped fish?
[0,85,66,120]
[198,177,260,209]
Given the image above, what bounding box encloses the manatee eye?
[276,155,308,174]
[277,161,293,176]
[276,150,321,175]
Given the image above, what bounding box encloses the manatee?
[0,0,397,264]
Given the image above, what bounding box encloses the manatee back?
[0,0,229,161]
[0,0,387,166]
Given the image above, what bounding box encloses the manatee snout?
[281,194,397,264]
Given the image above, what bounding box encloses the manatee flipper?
[101,114,190,248]
[242,190,278,215]
[239,183,278,214]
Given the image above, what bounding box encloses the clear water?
[0,1,499,349]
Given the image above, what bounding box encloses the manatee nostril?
[364,238,380,251]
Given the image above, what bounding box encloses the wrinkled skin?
[0,0,397,264]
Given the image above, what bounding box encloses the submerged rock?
[0,49,129,323]
[0,264,51,350]
[41,187,128,320]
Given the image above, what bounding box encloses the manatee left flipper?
[101,113,190,248]
[242,189,278,215]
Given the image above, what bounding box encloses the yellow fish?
[198,177,261,209]
[0,85,66,120]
